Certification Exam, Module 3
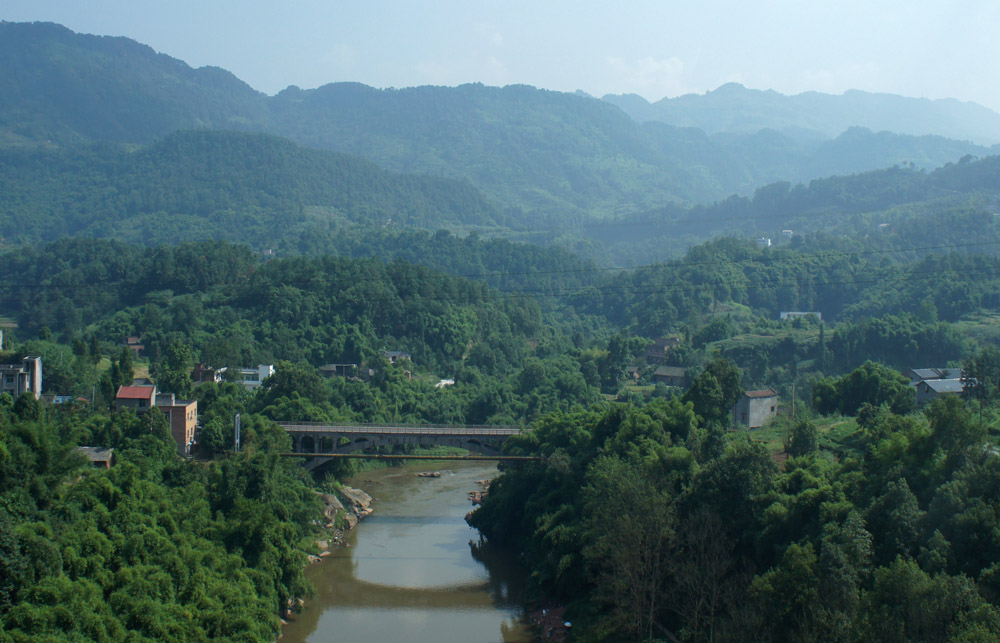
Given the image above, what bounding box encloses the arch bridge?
[278,422,524,471]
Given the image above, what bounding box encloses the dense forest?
[472,380,1000,641]
[0,388,320,642]
[3,125,1000,268]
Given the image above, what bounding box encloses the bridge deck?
[279,422,521,436]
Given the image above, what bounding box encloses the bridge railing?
[278,421,522,436]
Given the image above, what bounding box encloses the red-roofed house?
[115,385,156,413]
[732,388,778,429]
[114,384,197,455]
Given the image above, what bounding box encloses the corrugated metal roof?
[745,388,777,398]
[923,379,964,394]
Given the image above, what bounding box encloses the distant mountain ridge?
[1,20,998,221]
[603,83,1000,146]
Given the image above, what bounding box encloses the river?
[280,461,538,643]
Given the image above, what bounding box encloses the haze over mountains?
[3,22,999,220]
[603,83,1000,145]
[2,20,1000,267]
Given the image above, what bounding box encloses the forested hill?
[604,82,1000,145]
[1,21,997,220]
[582,155,1000,265]
[0,130,506,245]
[0,21,269,143]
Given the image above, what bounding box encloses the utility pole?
[234,413,241,452]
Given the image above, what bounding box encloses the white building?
[0,356,42,399]
[215,364,275,390]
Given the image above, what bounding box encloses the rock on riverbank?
[317,485,374,535]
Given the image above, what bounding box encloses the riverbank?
[280,461,537,643]
[281,485,374,625]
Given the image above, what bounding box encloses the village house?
[193,364,274,390]
[114,384,156,413]
[915,378,964,405]
[905,367,963,384]
[732,389,778,429]
[319,363,359,378]
[75,446,114,469]
[384,350,411,364]
[643,336,682,364]
[115,384,198,455]
[122,335,144,357]
[0,356,42,399]
[652,365,687,388]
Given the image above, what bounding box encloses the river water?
[281,461,537,643]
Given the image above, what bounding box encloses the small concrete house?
[652,365,687,387]
[915,378,964,405]
[76,446,114,469]
[732,389,778,429]
[115,384,156,413]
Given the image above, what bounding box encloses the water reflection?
[281,462,536,643]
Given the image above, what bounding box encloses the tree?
[582,455,675,642]
[812,361,915,416]
[788,420,819,457]
[858,558,1000,643]
[683,357,742,428]
[198,417,230,456]
[156,339,194,398]
[865,478,925,566]
[961,344,1000,421]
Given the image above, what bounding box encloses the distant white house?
[780,311,822,322]
[0,356,42,399]
[757,237,772,248]
[781,229,794,240]
[214,364,275,390]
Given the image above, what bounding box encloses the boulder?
[318,493,345,524]
[339,485,374,517]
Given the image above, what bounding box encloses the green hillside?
[0,130,506,245]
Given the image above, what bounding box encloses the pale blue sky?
[5,1,999,111]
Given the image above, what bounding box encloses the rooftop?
[116,385,155,400]
[76,446,113,464]
[745,388,778,398]
[922,379,964,394]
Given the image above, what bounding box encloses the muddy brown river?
[280,461,538,643]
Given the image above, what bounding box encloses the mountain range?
[2,20,998,224]
[603,83,1000,146]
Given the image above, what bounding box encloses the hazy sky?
[5,0,1000,111]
